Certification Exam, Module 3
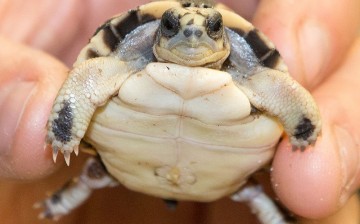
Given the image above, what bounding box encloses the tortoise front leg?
[46,57,133,164]
[35,157,118,220]
[237,69,321,149]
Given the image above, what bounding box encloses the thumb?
[0,37,67,180]
[272,38,360,219]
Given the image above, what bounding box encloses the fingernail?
[0,81,36,155]
[299,21,331,85]
[333,125,360,204]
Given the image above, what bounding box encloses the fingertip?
[219,0,259,20]
[252,0,360,88]
[272,121,343,219]
[0,142,62,181]
[0,37,67,180]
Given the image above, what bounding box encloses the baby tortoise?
[38,0,321,223]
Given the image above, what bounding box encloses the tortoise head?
[153,4,230,69]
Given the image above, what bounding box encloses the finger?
[254,0,360,219]
[219,0,259,20]
[299,195,360,224]
[253,0,360,88]
[0,37,68,180]
[272,38,360,219]
[0,0,81,56]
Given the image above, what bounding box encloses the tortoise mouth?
[172,40,217,56]
[154,44,229,67]
[172,44,214,60]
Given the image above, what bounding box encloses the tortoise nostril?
[183,29,193,37]
[195,30,203,38]
[183,28,203,38]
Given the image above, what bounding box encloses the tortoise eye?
[206,12,223,39]
[161,10,180,38]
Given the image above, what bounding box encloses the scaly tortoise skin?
[39,0,321,222]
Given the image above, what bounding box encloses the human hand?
[0,0,153,180]
[0,0,359,223]
[228,0,360,222]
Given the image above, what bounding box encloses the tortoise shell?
[41,0,321,221]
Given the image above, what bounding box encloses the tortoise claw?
[64,151,71,166]
[74,145,79,156]
[52,148,58,163]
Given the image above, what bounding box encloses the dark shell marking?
[86,49,100,59]
[86,10,157,60]
[262,49,280,68]
[244,29,280,69]
[230,27,246,37]
[244,30,272,59]
[52,101,73,144]
[102,25,120,51]
[227,27,281,70]
[113,10,156,39]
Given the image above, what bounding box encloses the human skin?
[0,0,360,223]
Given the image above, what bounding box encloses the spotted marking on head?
[52,101,73,144]
[186,18,194,25]
[180,0,215,8]
[154,6,230,68]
